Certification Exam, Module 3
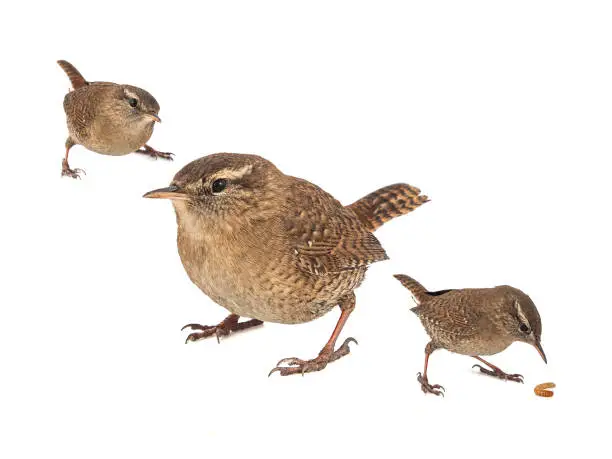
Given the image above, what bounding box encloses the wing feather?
[283,179,388,275]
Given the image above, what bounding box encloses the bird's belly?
[441,335,512,357]
[179,238,365,324]
[73,121,154,155]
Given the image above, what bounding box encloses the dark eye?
[128,98,138,108]
[519,323,531,334]
[212,178,227,194]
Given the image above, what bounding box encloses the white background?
[1,1,610,457]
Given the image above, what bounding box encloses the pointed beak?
[147,113,162,123]
[143,185,189,201]
[534,340,547,364]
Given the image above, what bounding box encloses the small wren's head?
[498,287,547,364]
[110,85,161,125]
[143,153,284,227]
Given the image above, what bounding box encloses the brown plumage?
[57,60,87,89]
[394,274,547,395]
[348,183,429,231]
[144,153,428,376]
[58,60,173,179]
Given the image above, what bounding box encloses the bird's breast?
[69,111,155,155]
[176,222,365,324]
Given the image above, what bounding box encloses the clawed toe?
[472,364,524,383]
[336,337,358,353]
[275,357,304,367]
[185,326,228,344]
[136,147,174,161]
[267,357,311,377]
[145,151,174,161]
[181,323,214,332]
[185,332,206,343]
[507,374,524,383]
[268,359,324,377]
[181,315,263,344]
[268,337,358,377]
[417,372,445,396]
[61,160,85,179]
[156,152,174,160]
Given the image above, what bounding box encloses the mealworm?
[534,382,555,397]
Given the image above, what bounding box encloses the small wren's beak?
[147,113,162,123]
[143,185,189,201]
[534,341,547,364]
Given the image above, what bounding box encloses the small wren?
[394,274,547,395]
[144,153,428,376]
[57,60,173,179]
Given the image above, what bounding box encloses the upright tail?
[347,183,429,232]
[57,60,88,89]
[393,274,429,304]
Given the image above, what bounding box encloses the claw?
[267,365,306,377]
[61,159,85,179]
[417,372,445,397]
[181,323,213,332]
[136,148,174,161]
[61,167,85,179]
[180,315,263,345]
[268,337,356,377]
[268,367,280,378]
[340,337,358,348]
[275,357,302,367]
[185,333,205,344]
[473,364,524,383]
[268,366,299,377]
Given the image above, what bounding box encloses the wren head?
[497,286,547,364]
[143,153,284,226]
[108,85,161,126]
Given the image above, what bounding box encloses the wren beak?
[147,113,162,123]
[143,185,189,201]
[534,340,547,364]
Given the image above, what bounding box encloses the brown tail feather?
[347,183,429,231]
[393,274,429,304]
[57,60,88,89]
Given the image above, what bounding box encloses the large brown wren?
[58,60,172,179]
[394,274,547,395]
[144,153,428,376]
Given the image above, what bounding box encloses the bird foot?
[268,337,358,377]
[135,146,174,160]
[181,316,263,344]
[61,159,85,179]
[417,372,445,396]
[472,364,524,383]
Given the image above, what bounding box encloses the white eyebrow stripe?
[515,300,529,326]
[124,88,139,100]
[214,165,253,181]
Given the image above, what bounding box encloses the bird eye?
[128,98,138,108]
[519,323,531,334]
[212,179,227,194]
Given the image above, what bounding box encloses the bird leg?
[135,144,174,160]
[182,314,263,344]
[472,356,524,383]
[269,293,358,377]
[417,342,445,396]
[61,142,85,179]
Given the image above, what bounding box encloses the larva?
[534,382,555,397]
